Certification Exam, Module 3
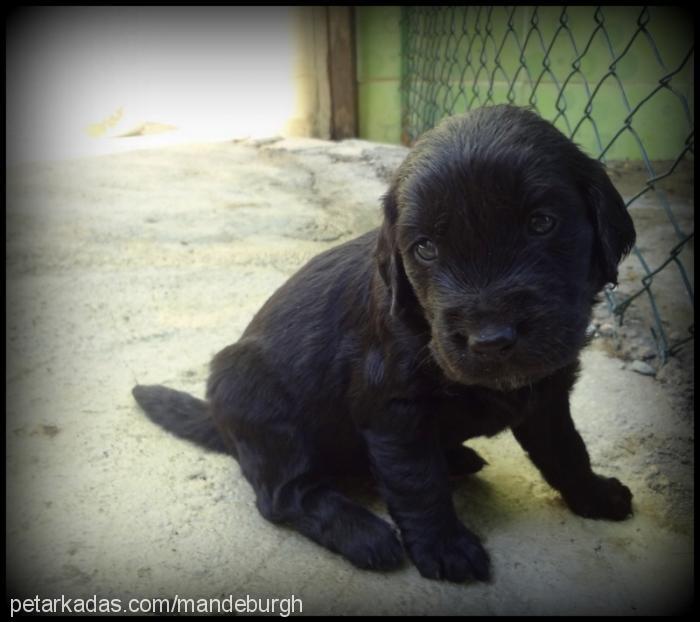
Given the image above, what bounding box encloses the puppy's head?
[377,105,636,391]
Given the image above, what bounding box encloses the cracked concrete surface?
[6,138,693,615]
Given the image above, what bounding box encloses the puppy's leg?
[511,388,632,520]
[207,344,404,571]
[363,401,490,582]
[227,422,404,571]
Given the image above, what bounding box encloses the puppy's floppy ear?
[584,160,636,289]
[376,184,414,316]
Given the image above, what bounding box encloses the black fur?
[133,105,636,582]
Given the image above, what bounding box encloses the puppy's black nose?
[468,325,517,355]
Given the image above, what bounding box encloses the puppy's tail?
[132,384,233,455]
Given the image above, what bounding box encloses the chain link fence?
[400,6,694,364]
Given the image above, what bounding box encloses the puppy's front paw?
[564,474,633,520]
[407,522,490,583]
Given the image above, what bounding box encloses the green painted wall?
[356,6,403,144]
[356,6,693,160]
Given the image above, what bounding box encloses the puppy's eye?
[413,238,438,262]
[528,213,557,235]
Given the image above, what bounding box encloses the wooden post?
[327,6,358,140]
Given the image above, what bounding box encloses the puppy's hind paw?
[446,445,488,479]
[408,522,490,583]
[332,509,405,571]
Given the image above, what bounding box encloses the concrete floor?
[6,138,693,615]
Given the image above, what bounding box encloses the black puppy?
[133,105,636,582]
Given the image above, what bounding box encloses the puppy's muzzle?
[453,324,517,360]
